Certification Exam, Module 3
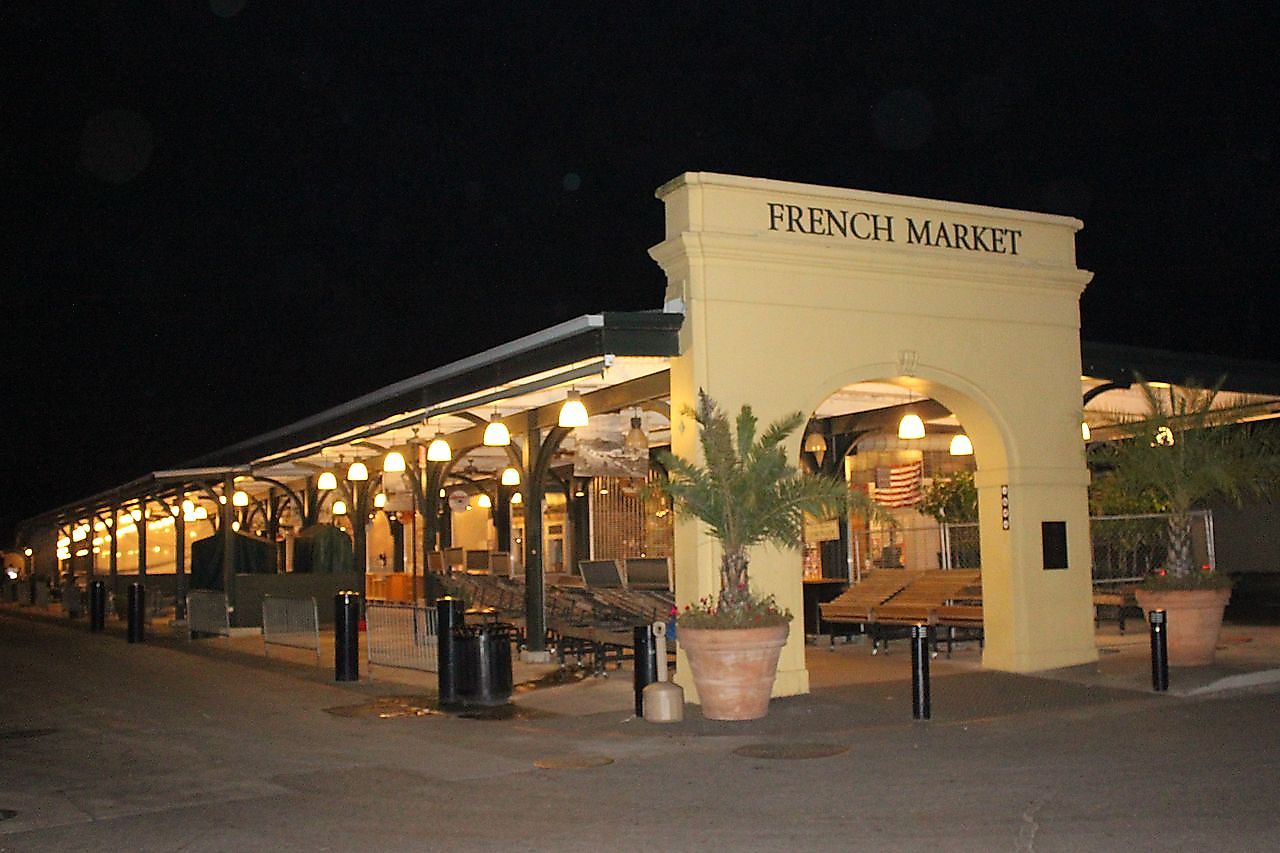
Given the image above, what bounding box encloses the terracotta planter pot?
[678,623,789,720]
[1134,587,1231,666]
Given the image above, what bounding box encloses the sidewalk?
[4,604,1280,850]
[5,599,1280,722]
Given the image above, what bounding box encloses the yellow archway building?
[650,172,1098,698]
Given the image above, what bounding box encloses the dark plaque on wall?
[1041,521,1068,570]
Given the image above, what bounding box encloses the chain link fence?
[1089,510,1215,585]
[843,511,1214,585]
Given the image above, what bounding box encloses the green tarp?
[292,524,354,575]
[190,532,278,591]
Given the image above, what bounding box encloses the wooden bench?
[821,570,985,656]
[819,570,923,639]
[1092,585,1138,633]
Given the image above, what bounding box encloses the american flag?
[873,461,922,508]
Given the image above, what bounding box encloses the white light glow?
[897,413,926,440]
[558,390,589,428]
[483,415,511,447]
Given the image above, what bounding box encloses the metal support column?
[137,505,148,579]
[523,412,546,652]
[174,509,187,621]
[108,506,118,600]
[221,477,236,622]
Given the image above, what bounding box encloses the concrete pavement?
[2,607,1279,851]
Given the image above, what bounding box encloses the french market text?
[766,202,1021,256]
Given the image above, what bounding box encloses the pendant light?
[483,412,510,446]
[347,460,369,482]
[426,426,453,462]
[897,387,925,440]
[232,490,250,507]
[949,433,974,456]
[558,390,589,428]
[510,491,522,505]
[373,492,387,509]
[382,447,406,472]
[803,431,827,465]
[501,466,521,486]
[331,499,347,516]
[476,493,492,509]
[897,412,925,440]
[317,470,338,491]
[625,414,648,451]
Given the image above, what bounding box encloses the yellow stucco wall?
[649,173,1098,699]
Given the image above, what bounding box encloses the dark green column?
[108,508,118,599]
[137,506,148,579]
[174,508,187,620]
[523,412,546,653]
[221,478,236,617]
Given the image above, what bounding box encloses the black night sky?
[5,3,1280,543]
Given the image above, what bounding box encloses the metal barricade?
[366,602,438,673]
[261,595,321,664]
[186,591,231,638]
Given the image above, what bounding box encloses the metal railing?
[1090,510,1215,585]
[186,591,231,638]
[261,595,321,664]
[366,602,438,673]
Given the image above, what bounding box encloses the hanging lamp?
[382,447,406,473]
[427,429,453,461]
[483,412,510,446]
[373,492,387,509]
[558,390,589,428]
[501,466,521,486]
[317,470,338,490]
[232,490,250,507]
[332,499,347,516]
[625,414,648,451]
[476,493,492,509]
[803,431,827,465]
[510,491,522,505]
[949,434,974,456]
[897,412,925,440]
[347,460,369,482]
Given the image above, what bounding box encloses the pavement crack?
[1015,782,1062,853]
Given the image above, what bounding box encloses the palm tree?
[656,391,885,621]
[1089,380,1280,586]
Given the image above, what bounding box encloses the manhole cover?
[323,695,445,719]
[534,754,615,769]
[733,743,848,760]
[0,728,57,741]
[0,809,16,821]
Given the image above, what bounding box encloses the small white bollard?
[643,621,684,722]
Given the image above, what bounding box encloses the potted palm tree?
[656,391,879,719]
[1089,379,1280,664]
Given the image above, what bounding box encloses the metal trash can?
[456,622,514,706]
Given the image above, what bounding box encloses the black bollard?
[1149,609,1169,693]
[334,591,360,682]
[126,583,146,643]
[436,596,465,707]
[89,580,106,632]
[633,625,659,717]
[911,624,931,720]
